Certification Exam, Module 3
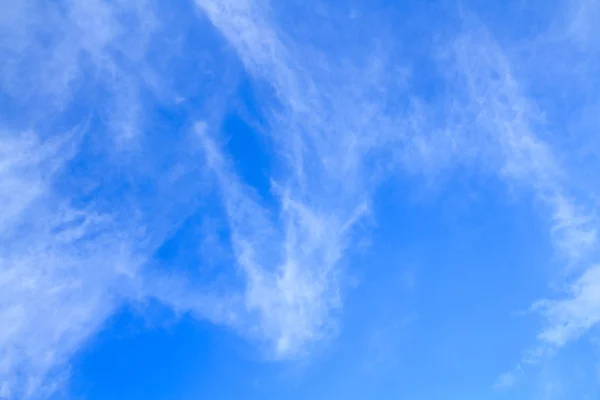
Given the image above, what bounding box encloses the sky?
[1,0,600,399]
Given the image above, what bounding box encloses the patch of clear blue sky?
[3,0,600,399]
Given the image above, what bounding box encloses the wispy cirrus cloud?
[533,266,600,347]
[2,1,420,390]
[0,131,144,399]
[192,0,600,379]
[194,121,351,356]
[440,6,600,388]
[1,0,349,394]
[4,0,600,398]
[446,23,597,264]
[0,1,198,398]
[191,0,413,358]
[0,0,160,145]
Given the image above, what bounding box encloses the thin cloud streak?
[0,2,182,397]
[448,25,597,265]
[0,132,144,399]
[195,0,600,364]
[445,11,600,388]
[193,0,409,357]
[3,0,600,397]
[533,266,600,347]
[194,121,365,357]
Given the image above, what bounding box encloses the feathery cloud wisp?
[0,132,144,399]
[192,0,411,357]
[443,9,600,387]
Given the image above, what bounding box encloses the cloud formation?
[441,5,600,388]
[2,0,600,398]
[0,131,144,398]
[192,0,407,357]
[0,1,175,397]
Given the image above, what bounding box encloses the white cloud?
[0,0,157,143]
[0,132,70,232]
[0,2,168,397]
[447,25,597,266]
[194,122,364,357]
[190,0,600,366]
[0,1,282,393]
[565,0,600,49]
[494,368,522,389]
[3,0,599,397]
[444,11,600,387]
[0,132,145,399]
[191,0,410,358]
[534,266,600,347]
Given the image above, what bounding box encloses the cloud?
[194,120,365,357]
[191,0,413,358]
[0,131,144,399]
[442,7,600,387]
[445,22,597,265]
[494,368,522,390]
[0,2,186,397]
[0,0,158,143]
[533,266,600,347]
[565,0,600,49]
[0,132,71,232]
[3,0,599,397]
[0,0,322,394]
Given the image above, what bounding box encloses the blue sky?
[1,0,600,399]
